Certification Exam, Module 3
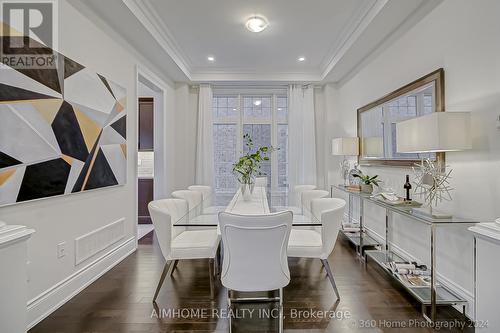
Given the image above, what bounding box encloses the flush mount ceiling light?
[298,57,306,62]
[207,56,215,62]
[245,15,269,33]
[253,100,262,106]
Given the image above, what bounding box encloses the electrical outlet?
[57,241,66,258]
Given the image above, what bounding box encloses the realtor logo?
[1,0,58,68]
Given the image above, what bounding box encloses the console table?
[331,185,479,323]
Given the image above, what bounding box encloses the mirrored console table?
[331,184,480,323]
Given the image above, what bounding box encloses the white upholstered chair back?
[171,190,203,215]
[301,190,329,218]
[148,199,188,261]
[254,177,268,187]
[218,211,293,292]
[187,185,212,208]
[311,198,346,258]
[293,185,316,209]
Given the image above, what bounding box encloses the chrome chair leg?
[153,260,172,302]
[209,258,215,299]
[214,252,219,277]
[279,288,284,333]
[227,289,232,333]
[169,260,179,276]
[321,259,340,300]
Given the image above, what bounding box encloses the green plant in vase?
[232,134,276,199]
[353,174,380,193]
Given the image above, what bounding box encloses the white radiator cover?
[74,218,125,265]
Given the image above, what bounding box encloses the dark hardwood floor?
[30,231,472,333]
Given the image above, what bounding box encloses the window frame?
[212,92,288,194]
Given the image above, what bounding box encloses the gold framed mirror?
[357,68,445,167]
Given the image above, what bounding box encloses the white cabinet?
[469,222,500,332]
[0,222,35,333]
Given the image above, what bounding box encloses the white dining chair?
[293,185,317,212]
[254,176,268,187]
[291,189,330,228]
[273,184,317,215]
[171,190,203,213]
[148,199,221,301]
[300,189,329,218]
[288,197,346,300]
[187,185,225,215]
[219,210,292,332]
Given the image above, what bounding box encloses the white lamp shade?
[331,137,359,156]
[363,137,384,157]
[396,112,472,153]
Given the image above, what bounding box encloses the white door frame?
[134,64,170,245]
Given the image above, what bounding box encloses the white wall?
[324,0,500,317]
[0,0,175,328]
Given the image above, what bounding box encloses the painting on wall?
[0,23,127,206]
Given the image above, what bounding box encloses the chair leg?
[169,260,179,276]
[153,261,172,302]
[320,259,340,300]
[227,289,232,333]
[279,288,284,333]
[214,251,219,277]
[209,258,215,299]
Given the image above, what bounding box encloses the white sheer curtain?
[288,85,317,204]
[195,84,214,187]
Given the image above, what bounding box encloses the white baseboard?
[27,236,136,329]
[348,219,474,319]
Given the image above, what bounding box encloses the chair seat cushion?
[287,229,323,258]
[171,229,220,260]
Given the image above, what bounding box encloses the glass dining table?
[172,187,321,227]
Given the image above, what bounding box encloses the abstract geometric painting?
[0,23,127,206]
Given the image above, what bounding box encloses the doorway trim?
[135,64,170,246]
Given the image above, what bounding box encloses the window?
[212,94,288,194]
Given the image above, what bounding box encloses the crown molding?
[191,70,322,83]
[319,0,389,80]
[122,0,193,80]
[122,0,435,83]
[123,0,391,82]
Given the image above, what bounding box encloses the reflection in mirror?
[357,69,444,167]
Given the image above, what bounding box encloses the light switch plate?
[57,241,66,258]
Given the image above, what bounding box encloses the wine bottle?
[404,175,412,201]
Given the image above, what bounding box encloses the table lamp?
[332,137,359,186]
[396,112,472,218]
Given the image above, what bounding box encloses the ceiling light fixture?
[207,56,215,62]
[253,100,262,106]
[246,15,269,33]
[298,57,306,62]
